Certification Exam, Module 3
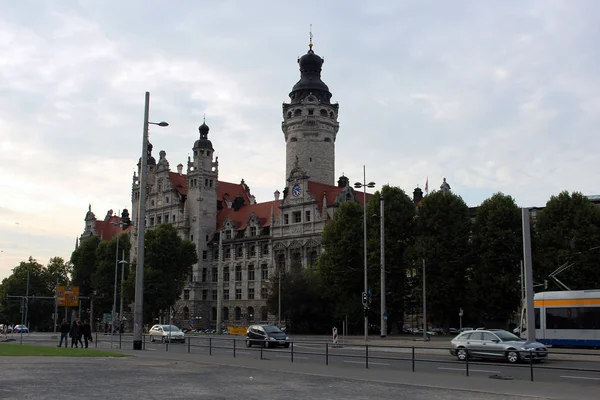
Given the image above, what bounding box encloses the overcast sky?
[1,0,599,280]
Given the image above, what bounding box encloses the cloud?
[1,0,599,278]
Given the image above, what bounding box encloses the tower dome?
[289,43,332,104]
[194,120,213,149]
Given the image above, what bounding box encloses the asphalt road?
[12,332,600,385]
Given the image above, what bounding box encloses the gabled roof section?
[217,200,281,231]
[307,180,373,212]
[169,172,187,196]
[219,179,255,205]
[95,215,132,240]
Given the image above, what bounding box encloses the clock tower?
[282,36,339,186]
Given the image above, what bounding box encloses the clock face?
[292,184,302,197]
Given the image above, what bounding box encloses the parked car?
[148,324,185,343]
[449,329,548,364]
[245,324,289,348]
[13,325,28,334]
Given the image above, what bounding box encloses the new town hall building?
[81,41,373,328]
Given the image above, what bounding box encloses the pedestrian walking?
[57,319,70,347]
[81,320,92,348]
[69,320,80,348]
[76,321,84,348]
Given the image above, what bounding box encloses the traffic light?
[362,292,368,306]
[121,209,131,230]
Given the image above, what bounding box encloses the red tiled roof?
[217,200,281,231]
[96,215,132,241]
[169,172,187,196]
[307,181,373,212]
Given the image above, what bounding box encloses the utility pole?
[380,195,386,338]
[23,269,30,326]
[119,248,125,332]
[522,208,536,343]
[216,231,223,334]
[53,278,58,332]
[422,258,427,342]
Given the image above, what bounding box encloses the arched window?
[182,307,189,322]
[320,109,328,116]
[211,307,217,321]
[223,307,229,321]
[324,137,332,143]
[247,306,255,321]
[329,112,334,118]
[290,137,297,142]
[277,254,285,270]
[260,306,268,321]
[287,111,292,118]
[235,307,241,320]
[294,109,302,117]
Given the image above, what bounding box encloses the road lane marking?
[343,360,390,366]
[438,367,501,374]
[561,376,600,381]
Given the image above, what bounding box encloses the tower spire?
[309,24,313,50]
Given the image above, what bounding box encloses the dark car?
[245,324,289,348]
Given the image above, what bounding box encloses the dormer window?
[250,226,257,236]
[226,230,232,239]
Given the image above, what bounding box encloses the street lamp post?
[380,194,386,338]
[422,258,427,342]
[354,165,375,342]
[133,92,168,350]
[216,231,223,334]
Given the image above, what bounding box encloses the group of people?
[58,319,92,348]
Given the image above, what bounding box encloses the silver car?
[149,324,185,343]
[449,329,548,363]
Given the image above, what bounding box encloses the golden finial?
[309,24,313,50]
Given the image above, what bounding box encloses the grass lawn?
[0,344,127,357]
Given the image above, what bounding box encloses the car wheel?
[456,348,468,361]
[245,339,252,348]
[506,350,520,364]
[284,342,290,349]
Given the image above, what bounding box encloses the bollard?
[326,342,329,366]
[20,331,23,345]
[260,340,263,360]
[143,334,146,350]
[412,347,415,372]
[291,341,294,363]
[119,332,122,349]
[187,336,190,353]
[165,339,169,352]
[233,338,236,358]
[95,332,98,349]
[366,345,369,369]
[209,337,212,355]
[529,350,534,382]
[465,349,469,377]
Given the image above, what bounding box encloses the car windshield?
[162,325,181,332]
[494,330,521,342]
[263,326,283,333]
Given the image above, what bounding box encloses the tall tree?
[471,193,522,327]
[92,233,131,318]
[123,224,197,323]
[266,263,330,333]
[71,235,101,298]
[366,185,416,333]
[533,191,600,290]
[317,201,365,332]
[45,257,72,290]
[411,190,472,329]
[0,257,55,330]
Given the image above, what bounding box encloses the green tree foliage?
[471,193,522,327]
[123,224,197,323]
[0,257,55,330]
[92,233,131,317]
[366,185,416,333]
[411,190,471,328]
[71,235,101,297]
[266,263,330,333]
[45,257,72,288]
[533,191,600,290]
[317,201,365,332]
